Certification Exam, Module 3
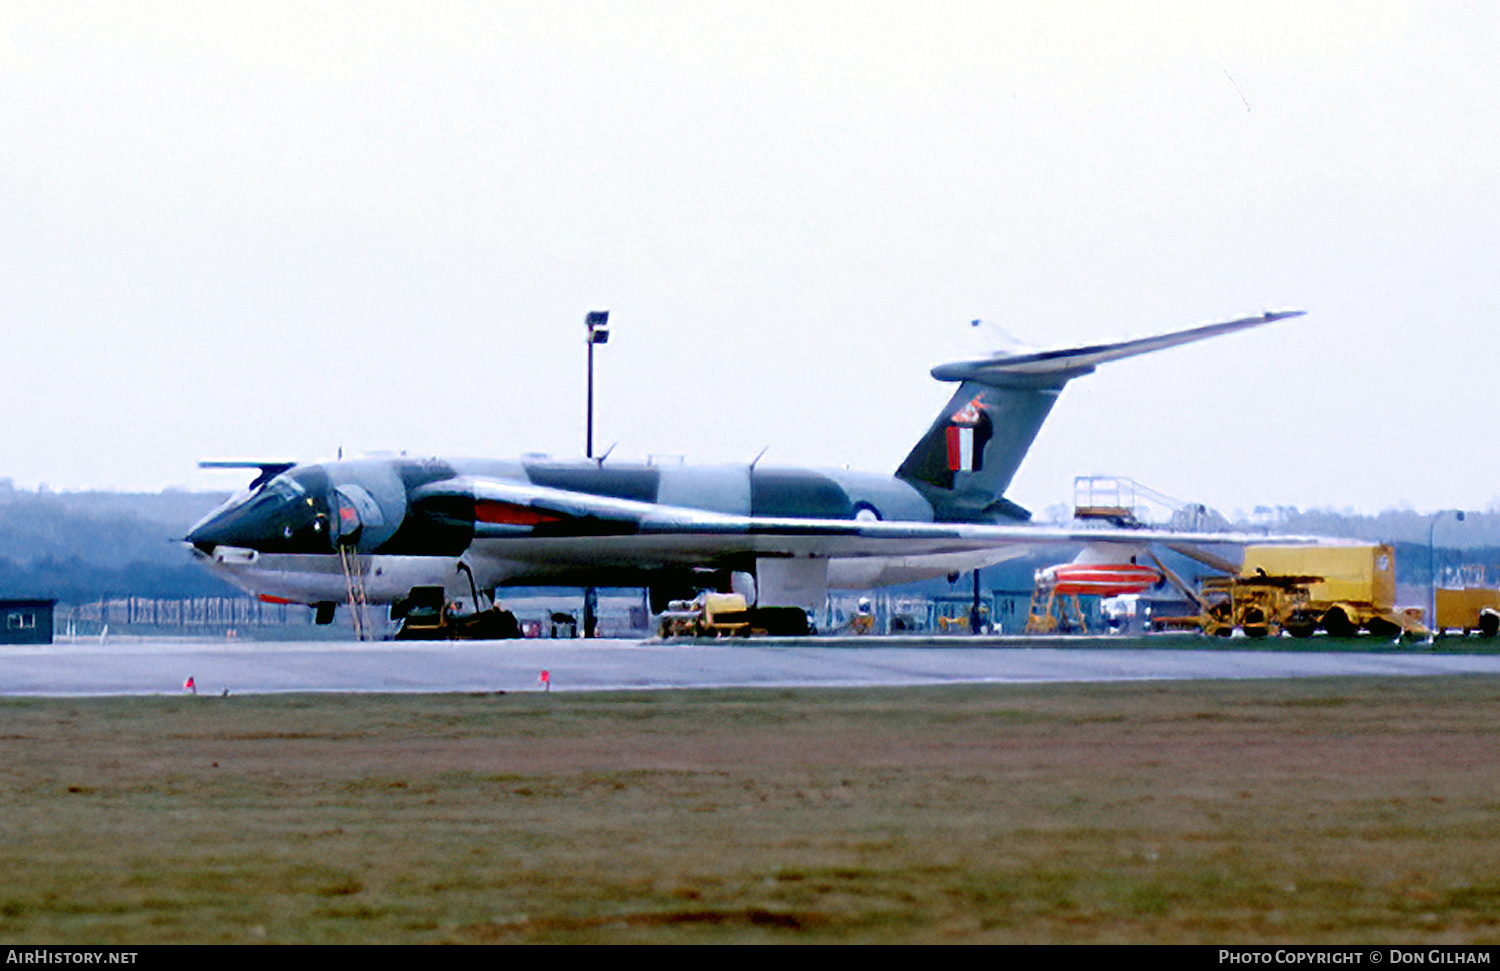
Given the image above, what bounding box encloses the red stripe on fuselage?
[475,500,565,527]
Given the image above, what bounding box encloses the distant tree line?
[0,482,237,603]
[1260,506,1500,548]
[0,555,237,604]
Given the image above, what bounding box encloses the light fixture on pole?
[583,310,609,640]
[585,310,609,459]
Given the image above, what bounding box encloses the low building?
[0,599,55,645]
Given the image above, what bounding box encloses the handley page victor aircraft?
[188,310,1305,628]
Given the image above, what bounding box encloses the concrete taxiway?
[4,635,1500,696]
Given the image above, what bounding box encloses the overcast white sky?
[3,1,1497,516]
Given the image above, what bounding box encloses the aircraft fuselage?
[188,457,956,606]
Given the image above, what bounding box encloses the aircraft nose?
[188,525,221,555]
[187,490,322,554]
[187,507,249,554]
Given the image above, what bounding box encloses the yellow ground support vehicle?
[1434,587,1500,637]
[1199,544,1424,638]
[391,585,523,640]
[1199,572,1320,638]
[659,592,753,638]
[1025,588,1088,634]
[658,592,812,638]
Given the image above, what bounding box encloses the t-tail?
[895,310,1304,523]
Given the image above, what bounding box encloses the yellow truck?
[659,592,754,638]
[658,592,812,638]
[1199,544,1424,638]
[1434,587,1500,637]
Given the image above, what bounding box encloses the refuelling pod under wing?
[1038,544,1163,597]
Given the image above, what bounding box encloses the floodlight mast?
[585,310,609,459]
[583,309,609,641]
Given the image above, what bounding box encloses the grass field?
[4,676,1500,943]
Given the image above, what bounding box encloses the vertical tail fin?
[896,310,1302,522]
[896,375,1065,522]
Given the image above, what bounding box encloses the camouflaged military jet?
[187,310,1303,627]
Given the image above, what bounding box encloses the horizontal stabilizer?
[198,460,297,490]
[930,310,1303,383]
[900,309,1303,521]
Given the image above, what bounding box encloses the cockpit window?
[264,475,307,502]
[198,472,308,526]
